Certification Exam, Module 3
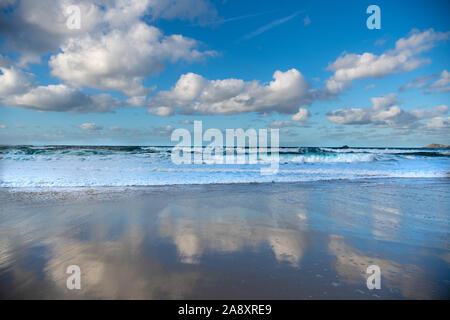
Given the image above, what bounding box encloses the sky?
[0,0,449,147]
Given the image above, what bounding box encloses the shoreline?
[1,176,449,192]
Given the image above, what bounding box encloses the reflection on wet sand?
[0,208,205,299]
[159,216,308,266]
[0,179,449,299]
[328,235,436,299]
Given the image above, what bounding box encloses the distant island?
[424,143,450,148]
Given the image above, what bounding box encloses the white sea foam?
[290,153,377,163]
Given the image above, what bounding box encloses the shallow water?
[0,179,449,299]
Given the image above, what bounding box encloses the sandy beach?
[0,178,448,299]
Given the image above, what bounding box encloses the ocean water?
[0,145,449,187]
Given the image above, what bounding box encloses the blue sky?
[0,0,449,146]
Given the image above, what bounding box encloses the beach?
[0,178,449,299]
[1,0,449,305]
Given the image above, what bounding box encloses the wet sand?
[0,178,449,299]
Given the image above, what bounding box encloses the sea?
[0,145,449,188]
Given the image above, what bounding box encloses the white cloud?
[0,66,121,113]
[0,66,33,96]
[269,108,310,128]
[148,69,317,116]
[326,93,448,130]
[126,95,150,107]
[370,93,399,110]
[325,29,450,94]
[0,0,103,65]
[79,123,103,131]
[50,22,216,96]
[12,85,121,113]
[0,0,217,101]
[153,106,175,116]
[428,70,450,93]
[0,0,217,65]
[399,70,450,93]
[0,124,7,129]
[291,108,310,122]
[423,116,450,130]
[0,0,218,113]
[103,0,152,27]
[394,29,449,54]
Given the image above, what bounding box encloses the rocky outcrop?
[424,143,450,148]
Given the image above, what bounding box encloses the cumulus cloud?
[0,0,103,65]
[291,107,310,122]
[143,28,448,120]
[268,108,310,128]
[0,0,216,102]
[326,93,448,131]
[0,66,121,113]
[153,106,175,116]
[1,0,448,134]
[148,69,317,116]
[50,22,216,96]
[325,29,450,94]
[12,85,121,113]
[126,95,151,107]
[0,0,216,65]
[79,123,103,131]
[0,1,218,113]
[0,66,33,97]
